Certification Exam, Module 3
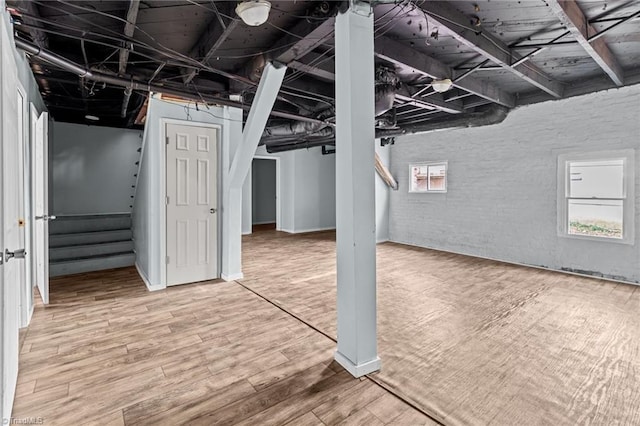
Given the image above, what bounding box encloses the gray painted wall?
[243,143,391,241]
[246,145,335,233]
[389,84,640,283]
[252,159,276,225]
[51,122,141,215]
[293,147,336,232]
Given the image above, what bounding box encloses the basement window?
[558,150,635,244]
[409,162,447,193]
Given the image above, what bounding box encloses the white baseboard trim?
[334,351,381,378]
[222,272,244,282]
[376,238,389,244]
[389,239,639,286]
[135,262,164,292]
[289,226,336,234]
[252,220,276,225]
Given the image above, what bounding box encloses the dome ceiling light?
[236,1,272,27]
[431,78,453,93]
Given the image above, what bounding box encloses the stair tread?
[52,213,131,221]
[50,240,133,250]
[50,251,135,264]
[50,228,131,236]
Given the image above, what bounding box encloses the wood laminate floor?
[240,231,640,426]
[13,267,435,425]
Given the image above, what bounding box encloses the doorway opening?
[251,157,279,232]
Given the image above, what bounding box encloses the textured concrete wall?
[389,84,640,283]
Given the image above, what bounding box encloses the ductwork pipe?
[15,38,331,127]
[263,121,327,137]
[264,105,510,152]
[266,138,335,153]
[376,104,510,138]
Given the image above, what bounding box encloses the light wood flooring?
[13,266,434,425]
[14,230,640,425]
[240,231,640,426]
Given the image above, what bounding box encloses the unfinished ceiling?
[7,0,640,151]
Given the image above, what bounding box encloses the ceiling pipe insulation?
[15,38,332,127]
[261,121,334,145]
[376,104,510,138]
[265,104,510,153]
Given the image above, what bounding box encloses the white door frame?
[29,104,38,299]
[252,156,281,231]
[16,84,32,327]
[160,118,222,288]
[32,111,49,305]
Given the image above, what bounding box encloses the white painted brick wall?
[390,84,640,283]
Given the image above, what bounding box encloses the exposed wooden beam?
[417,1,564,98]
[289,52,336,83]
[269,17,336,64]
[375,36,516,108]
[119,0,140,76]
[183,10,240,85]
[230,16,336,94]
[395,87,463,114]
[285,50,466,113]
[548,0,624,86]
[289,60,336,82]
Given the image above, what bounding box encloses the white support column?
[334,1,380,378]
[221,62,286,281]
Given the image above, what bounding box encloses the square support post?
[334,1,381,378]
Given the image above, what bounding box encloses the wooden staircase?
[49,214,135,277]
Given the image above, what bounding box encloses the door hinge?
[166,196,170,205]
[0,251,3,266]
[166,256,170,264]
[166,136,170,145]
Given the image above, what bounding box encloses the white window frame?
[409,161,448,193]
[557,149,635,245]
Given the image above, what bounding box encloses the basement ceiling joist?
[182,1,239,85]
[548,0,625,86]
[416,0,565,98]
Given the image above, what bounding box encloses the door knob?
[210,208,217,214]
[35,215,57,221]
[5,248,27,262]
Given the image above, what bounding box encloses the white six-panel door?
[166,123,218,286]
[33,112,49,304]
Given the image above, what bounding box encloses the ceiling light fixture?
[236,0,271,27]
[431,78,453,93]
[85,114,100,121]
